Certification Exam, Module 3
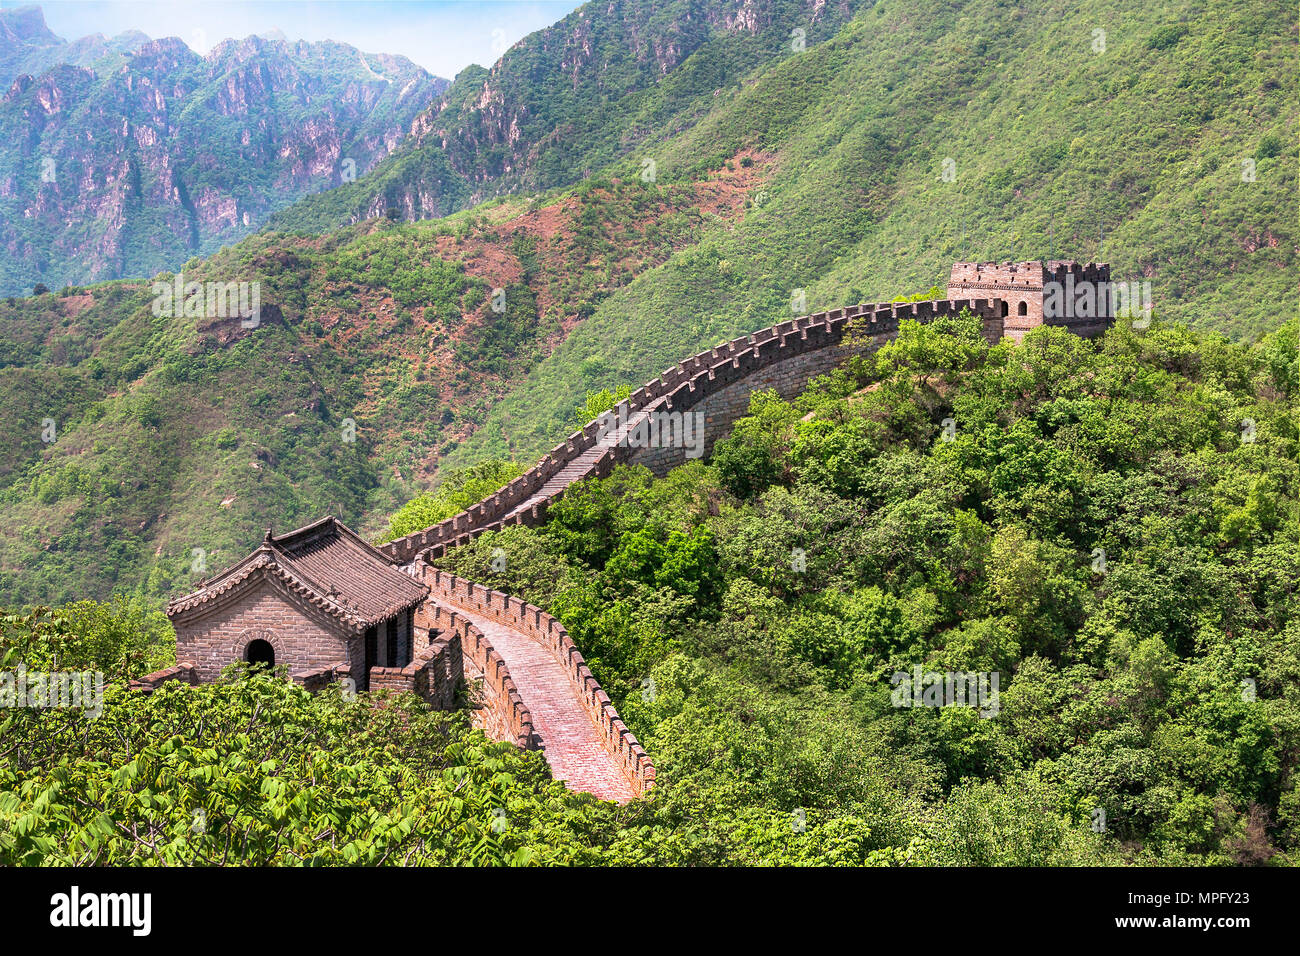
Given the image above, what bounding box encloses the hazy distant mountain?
[268,0,866,230]
[0,5,149,86]
[0,6,448,294]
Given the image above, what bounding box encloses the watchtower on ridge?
[946,260,1114,342]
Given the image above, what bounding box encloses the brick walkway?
[502,409,653,522]
[504,443,608,520]
[448,602,638,803]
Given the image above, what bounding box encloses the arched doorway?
[246,638,275,668]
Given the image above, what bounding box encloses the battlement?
[947,260,1113,341]
[948,259,1110,291]
[949,260,1049,290]
[1044,260,1110,285]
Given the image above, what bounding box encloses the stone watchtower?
[946,260,1114,342]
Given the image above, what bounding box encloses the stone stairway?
[501,410,652,521]
[504,444,608,520]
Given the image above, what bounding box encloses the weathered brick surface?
[456,607,637,802]
[167,517,426,687]
[367,626,462,711]
[423,599,536,750]
[172,578,358,684]
[130,662,199,694]
[419,569,650,802]
[288,661,350,692]
[381,297,1007,563]
[947,260,1114,343]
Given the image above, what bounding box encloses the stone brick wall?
[419,567,655,795]
[172,578,354,684]
[381,297,1003,562]
[129,662,199,694]
[947,260,1113,342]
[150,284,1112,786]
[396,610,411,667]
[288,661,350,692]
[414,629,462,711]
[624,299,999,474]
[627,339,861,472]
[367,627,462,712]
[377,424,615,564]
[422,598,536,750]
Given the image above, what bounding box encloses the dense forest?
[4,314,1295,865]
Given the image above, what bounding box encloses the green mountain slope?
[428,314,1298,864]
[266,0,868,230]
[0,0,1293,607]
[6,313,1294,865]
[0,168,756,604]
[442,0,1295,470]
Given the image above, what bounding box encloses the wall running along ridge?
[142,293,1087,800]
[379,298,1003,564]
[365,298,1006,797]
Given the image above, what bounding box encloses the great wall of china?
[376,295,1017,801]
[379,297,1009,564]
[151,261,1115,804]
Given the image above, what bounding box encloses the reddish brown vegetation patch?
[59,293,95,317]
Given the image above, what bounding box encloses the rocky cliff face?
[0,8,447,294]
[270,0,862,232]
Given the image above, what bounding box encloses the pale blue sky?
[10,1,586,79]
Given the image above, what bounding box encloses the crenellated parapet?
[419,596,537,751]
[380,296,1004,563]
[417,567,654,795]
[947,260,1114,341]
